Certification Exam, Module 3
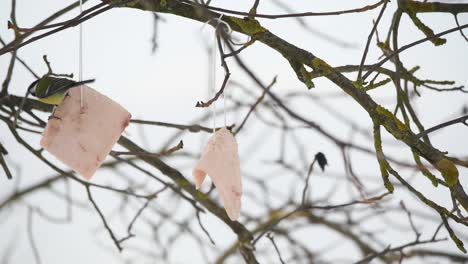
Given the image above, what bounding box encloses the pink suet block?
[193,128,242,221]
[40,86,131,180]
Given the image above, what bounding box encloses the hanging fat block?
[193,128,242,221]
[40,86,131,180]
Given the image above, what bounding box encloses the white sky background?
[0,0,467,263]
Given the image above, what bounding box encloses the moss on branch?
[399,0,468,14]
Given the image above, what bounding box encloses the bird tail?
[75,79,95,86]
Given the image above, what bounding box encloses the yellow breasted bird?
[29,76,95,105]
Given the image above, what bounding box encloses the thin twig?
[27,207,42,264]
[357,0,388,81]
[111,140,184,157]
[234,76,276,134]
[400,201,420,240]
[454,14,468,42]
[0,1,131,56]
[354,238,446,264]
[416,115,468,139]
[118,186,168,244]
[363,23,468,80]
[0,144,12,180]
[86,186,123,252]
[180,0,385,19]
[196,211,216,245]
[266,233,286,264]
[130,119,222,133]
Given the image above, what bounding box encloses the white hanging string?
[79,0,84,108]
[222,40,229,128]
[211,26,217,134]
[223,83,226,127]
[202,14,232,133]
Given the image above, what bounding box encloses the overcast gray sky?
[1,1,467,263]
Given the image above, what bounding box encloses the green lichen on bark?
[351,81,364,89]
[441,213,467,253]
[399,0,446,46]
[412,151,438,187]
[377,41,390,51]
[375,105,408,132]
[299,66,314,89]
[407,12,446,46]
[195,191,210,200]
[229,17,266,35]
[451,232,467,253]
[373,124,394,193]
[288,60,315,89]
[400,0,437,13]
[124,0,143,8]
[435,158,459,186]
[175,177,191,188]
[364,78,391,91]
[311,57,333,76]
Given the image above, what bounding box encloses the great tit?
[28,76,95,105]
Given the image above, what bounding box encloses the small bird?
[28,76,95,105]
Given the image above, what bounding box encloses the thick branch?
[399,0,468,14]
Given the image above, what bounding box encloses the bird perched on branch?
[14,76,95,125]
[28,76,94,105]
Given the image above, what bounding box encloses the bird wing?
[41,77,78,98]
